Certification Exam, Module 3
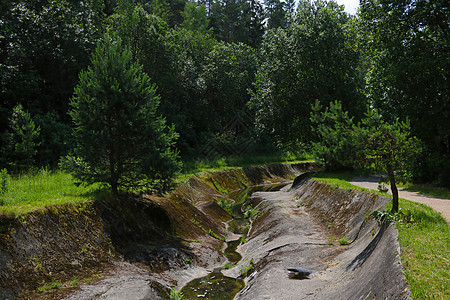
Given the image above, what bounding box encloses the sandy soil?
[349,176,450,224]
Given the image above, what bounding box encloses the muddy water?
[180,182,290,299]
[181,269,245,300]
[181,239,245,299]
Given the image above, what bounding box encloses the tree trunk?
[387,164,399,212]
[111,180,118,196]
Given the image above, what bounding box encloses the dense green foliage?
[311,100,420,211]
[68,35,180,194]
[359,0,450,186]
[251,0,364,149]
[1,0,449,190]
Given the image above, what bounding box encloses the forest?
[0,0,448,192]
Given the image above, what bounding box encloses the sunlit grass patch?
[0,169,106,216]
[396,199,449,299]
[312,170,386,195]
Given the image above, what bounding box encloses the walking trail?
[349,176,450,224]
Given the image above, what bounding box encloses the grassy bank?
[313,171,449,299]
[0,169,106,216]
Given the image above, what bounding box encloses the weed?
[244,206,259,219]
[215,197,236,217]
[208,229,226,242]
[240,235,246,244]
[65,278,79,287]
[184,257,193,265]
[327,238,335,245]
[222,263,235,270]
[338,237,349,245]
[38,281,61,292]
[170,288,184,300]
[107,248,115,257]
[371,209,404,224]
[377,183,388,193]
[82,277,93,283]
[326,221,334,229]
[240,259,255,277]
[29,255,43,271]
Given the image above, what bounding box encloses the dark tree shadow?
[346,220,390,271]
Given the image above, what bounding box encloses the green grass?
[313,171,449,300]
[399,183,450,200]
[38,281,62,292]
[394,200,449,299]
[0,169,107,216]
[337,237,349,245]
[313,170,389,196]
[239,258,255,277]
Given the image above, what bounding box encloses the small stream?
[181,240,245,299]
[180,182,290,299]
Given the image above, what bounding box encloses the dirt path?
[349,176,450,224]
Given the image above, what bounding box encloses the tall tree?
[251,0,364,150]
[359,0,450,186]
[264,0,288,29]
[181,1,211,33]
[0,0,104,168]
[209,0,264,45]
[235,0,265,47]
[69,35,180,194]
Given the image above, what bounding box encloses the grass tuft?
[337,237,349,245]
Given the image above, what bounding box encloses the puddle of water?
[181,269,244,300]
[228,217,248,235]
[287,268,314,280]
[181,239,244,299]
[224,239,242,264]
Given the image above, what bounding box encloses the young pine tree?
[2,104,41,171]
[69,35,180,195]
